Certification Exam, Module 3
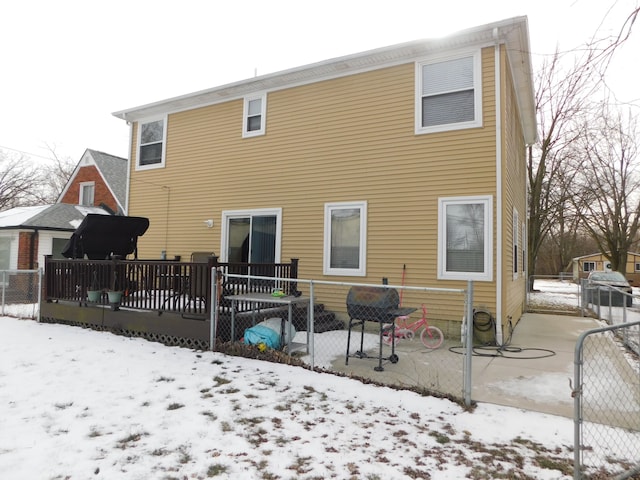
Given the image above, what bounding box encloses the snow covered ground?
[1,312,637,479]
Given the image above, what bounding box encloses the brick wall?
[60,166,119,212]
[18,231,37,269]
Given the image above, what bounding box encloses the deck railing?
[43,255,299,317]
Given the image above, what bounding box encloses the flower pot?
[87,290,102,303]
[107,290,123,304]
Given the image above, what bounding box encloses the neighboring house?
[571,252,640,285]
[58,149,128,214]
[112,17,537,344]
[0,149,127,270]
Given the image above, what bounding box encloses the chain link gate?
[573,320,640,479]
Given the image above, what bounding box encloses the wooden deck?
[41,256,300,348]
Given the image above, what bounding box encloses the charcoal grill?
[345,286,416,371]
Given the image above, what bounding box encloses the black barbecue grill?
[345,286,416,371]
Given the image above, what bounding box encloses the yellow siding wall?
[502,45,528,331]
[126,46,529,326]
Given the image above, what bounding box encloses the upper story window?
[80,182,95,206]
[323,201,367,276]
[243,94,266,138]
[137,117,166,170]
[415,51,482,135]
[438,195,492,281]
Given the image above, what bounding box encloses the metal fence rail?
[581,279,639,353]
[573,321,640,479]
[0,269,41,320]
[213,273,474,405]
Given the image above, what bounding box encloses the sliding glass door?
[223,209,281,263]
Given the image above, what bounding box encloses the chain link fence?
[582,279,638,347]
[573,321,640,479]
[214,273,473,404]
[526,275,582,314]
[0,270,41,320]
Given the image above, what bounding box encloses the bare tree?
[528,1,639,285]
[0,149,43,210]
[36,143,76,203]
[528,49,596,285]
[569,105,640,275]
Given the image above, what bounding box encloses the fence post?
[309,279,315,369]
[573,330,585,479]
[37,268,43,322]
[1,271,5,316]
[210,267,218,352]
[463,280,474,407]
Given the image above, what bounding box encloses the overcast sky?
[1,0,638,164]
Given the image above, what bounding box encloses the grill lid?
[61,214,150,260]
[347,286,400,309]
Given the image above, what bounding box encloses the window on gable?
[438,196,492,281]
[80,182,95,206]
[323,201,367,276]
[243,94,266,137]
[416,51,481,134]
[137,117,166,169]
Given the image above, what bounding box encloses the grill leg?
[345,318,353,365]
[375,322,384,371]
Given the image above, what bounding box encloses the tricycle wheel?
[389,354,399,363]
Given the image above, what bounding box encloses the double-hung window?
[416,51,481,134]
[243,93,266,137]
[583,262,596,272]
[80,182,95,206]
[137,117,166,170]
[323,201,367,276]
[438,196,492,281]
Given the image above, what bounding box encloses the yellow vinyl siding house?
[571,252,640,286]
[113,17,536,344]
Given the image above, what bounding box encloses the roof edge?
[113,16,535,132]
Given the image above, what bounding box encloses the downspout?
[125,121,133,215]
[493,28,504,345]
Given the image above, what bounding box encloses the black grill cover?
[61,214,150,260]
[346,286,402,321]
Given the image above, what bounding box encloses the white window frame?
[583,261,596,272]
[513,208,519,279]
[136,115,167,171]
[220,208,282,263]
[323,201,367,276]
[242,93,267,138]
[79,181,95,206]
[415,49,482,135]
[438,195,493,281]
[635,262,640,272]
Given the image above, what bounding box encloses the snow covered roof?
[0,204,111,231]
